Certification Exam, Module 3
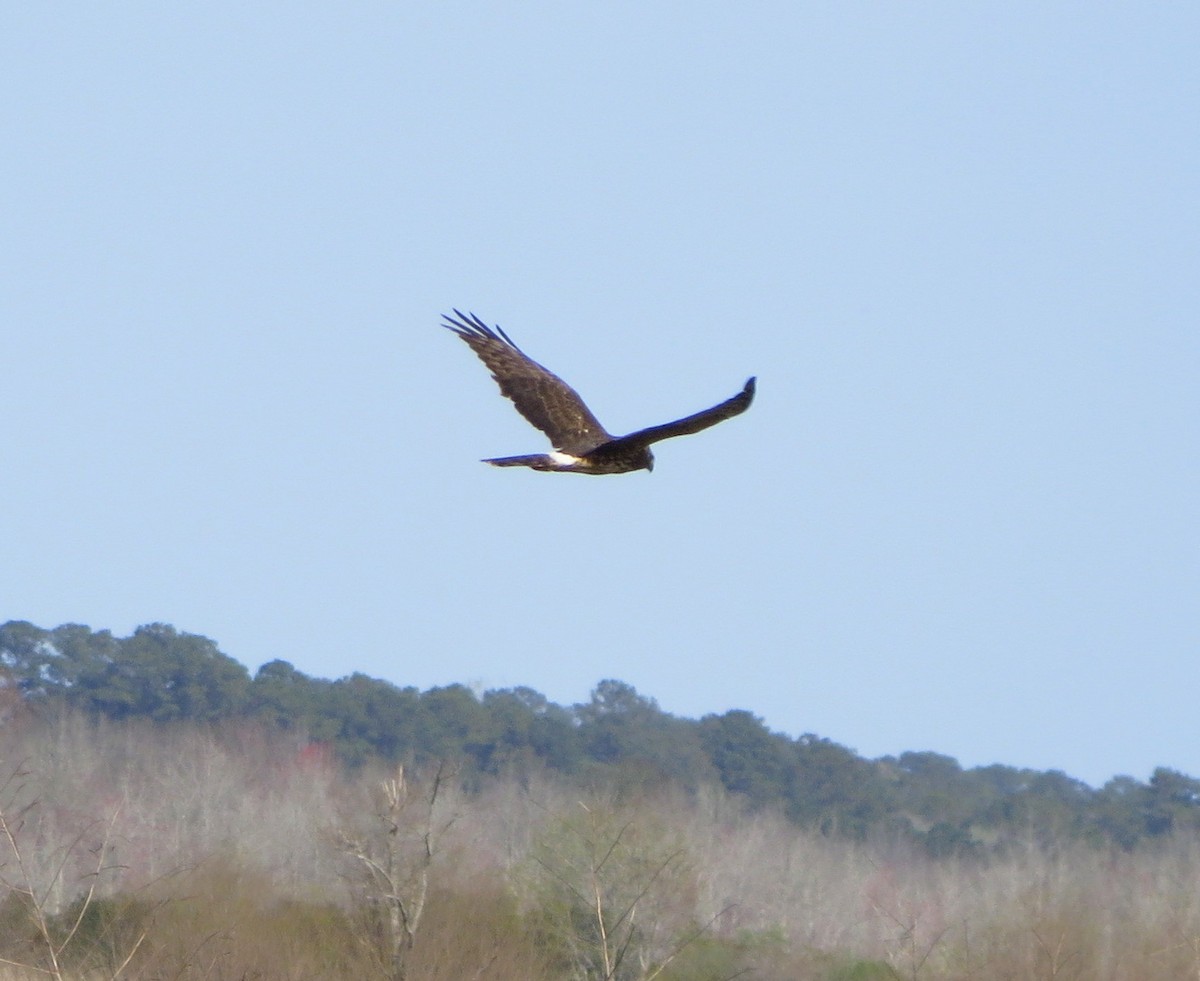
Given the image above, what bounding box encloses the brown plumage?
[443,310,755,474]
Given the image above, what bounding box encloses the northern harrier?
[443,310,755,474]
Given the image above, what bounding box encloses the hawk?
[443,310,755,474]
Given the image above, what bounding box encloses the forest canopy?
[2,619,1197,854]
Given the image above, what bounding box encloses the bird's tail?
[482,454,551,469]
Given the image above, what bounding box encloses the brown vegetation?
[1,707,1198,980]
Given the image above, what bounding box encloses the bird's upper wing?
[443,310,612,454]
[607,377,756,449]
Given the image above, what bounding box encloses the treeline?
[2,620,1198,853]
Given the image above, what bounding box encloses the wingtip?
[744,376,756,396]
[442,308,482,332]
[441,309,522,352]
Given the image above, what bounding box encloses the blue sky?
[4,4,1196,787]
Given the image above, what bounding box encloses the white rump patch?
[549,451,584,466]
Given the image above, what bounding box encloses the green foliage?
[826,959,897,981]
[789,734,893,838]
[656,936,747,980]
[478,686,584,775]
[49,895,157,975]
[700,709,793,808]
[5,619,1200,853]
[0,891,39,965]
[527,797,697,980]
[1,620,249,721]
[576,679,717,787]
[923,821,978,858]
[654,926,795,980]
[1145,767,1200,836]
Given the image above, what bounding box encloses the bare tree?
[529,796,735,981]
[0,762,152,981]
[336,762,457,981]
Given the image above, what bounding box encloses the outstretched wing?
[607,377,756,450]
[442,310,612,454]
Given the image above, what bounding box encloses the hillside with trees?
[3,620,1196,854]
[1,620,1199,980]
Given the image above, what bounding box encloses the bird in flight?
[443,310,755,474]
